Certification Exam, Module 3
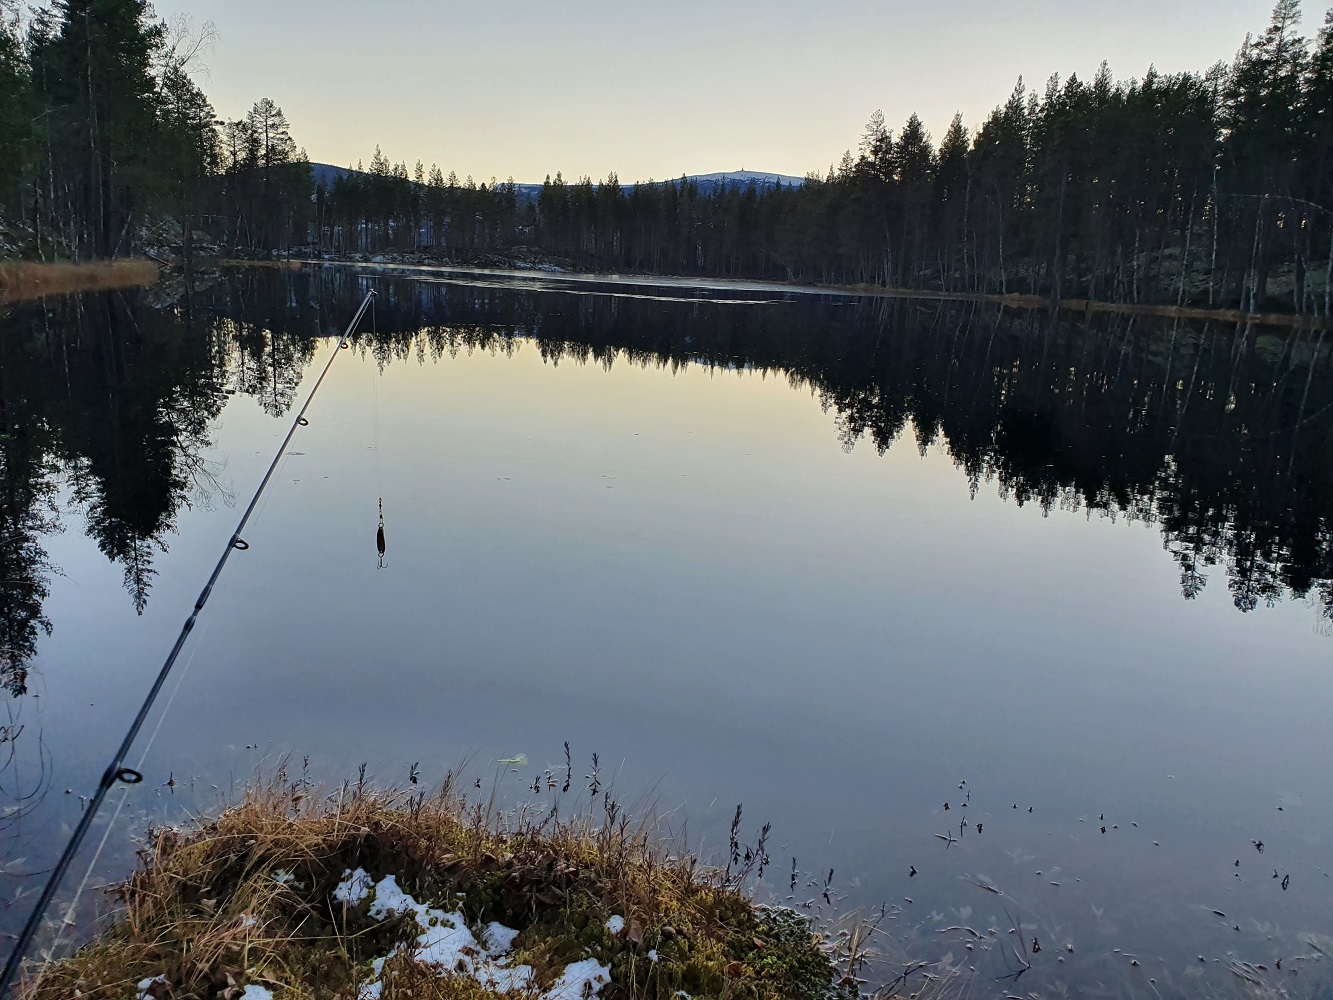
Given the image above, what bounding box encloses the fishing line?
[371,292,382,494]
[370,293,386,570]
[33,610,215,996]
[0,289,378,997]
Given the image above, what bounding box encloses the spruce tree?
[893,113,935,185]
[1303,8,1333,207]
[156,67,217,268]
[1225,0,1308,194]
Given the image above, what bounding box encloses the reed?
[0,260,160,304]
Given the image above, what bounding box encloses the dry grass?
[18,769,855,1000]
[0,260,161,304]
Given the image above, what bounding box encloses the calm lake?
[1,264,1331,997]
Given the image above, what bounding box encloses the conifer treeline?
[324,1,1333,315]
[4,1,1333,314]
[0,0,310,265]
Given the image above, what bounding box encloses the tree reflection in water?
[1,268,1329,705]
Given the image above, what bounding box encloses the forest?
[2,0,1333,313]
[0,0,310,266]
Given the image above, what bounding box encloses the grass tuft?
[19,770,858,1000]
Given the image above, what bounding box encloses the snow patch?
[334,868,373,906]
[342,872,615,999]
[346,872,540,997]
[545,959,612,1000]
[484,921,521,954]
[138,980,269,1000]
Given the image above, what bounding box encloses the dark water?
[1,265,1331,997]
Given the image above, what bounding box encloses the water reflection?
[1,266,1330,713]
[324,268,1333,629]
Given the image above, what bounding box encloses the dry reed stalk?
[0,260,160,305]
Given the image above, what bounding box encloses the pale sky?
[147,0,1313,184]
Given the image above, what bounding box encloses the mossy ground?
[18,772,859,1000]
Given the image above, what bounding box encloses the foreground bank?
[18,775,857,1000]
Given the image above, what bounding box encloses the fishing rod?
[0,289,379,997]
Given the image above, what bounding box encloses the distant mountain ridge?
[310,164,806,198]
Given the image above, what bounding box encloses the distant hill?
[310,164,806,200]
[311,163,353,189]
[684,170,807,188]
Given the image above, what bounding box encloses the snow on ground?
[333,867,372,905]
[544,958,612,1000]
[139,979,270,1000]
[336,868,613,999]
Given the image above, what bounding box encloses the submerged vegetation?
[19,771,853,1000]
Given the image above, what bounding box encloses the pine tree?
[858,109,892,180]
[248,97,296,170]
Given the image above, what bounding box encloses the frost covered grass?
[18,768,855,1000]
[0,260,160,303]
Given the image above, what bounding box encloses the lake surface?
[1,264,1331,997]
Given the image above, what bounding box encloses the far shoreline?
[290,254,1333,331]
[5,253,1331,330]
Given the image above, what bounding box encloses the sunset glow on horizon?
[149,0,1285,183]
